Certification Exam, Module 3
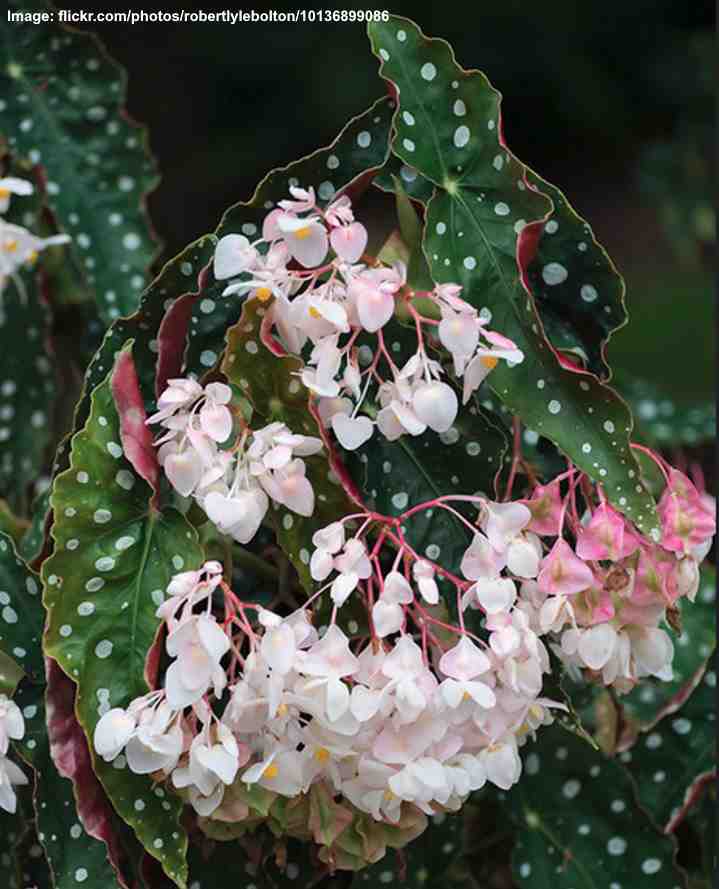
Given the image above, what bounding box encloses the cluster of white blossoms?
[147,379,323,542]
[213,186,524,452]
[93,451,714,862]
[0,176,70,296]
[0,695,28,814]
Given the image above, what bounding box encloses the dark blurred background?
[79,0,714,400]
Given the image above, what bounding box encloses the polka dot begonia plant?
[0,10,714,889]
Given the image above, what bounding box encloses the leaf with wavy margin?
[366,16,659,538]
[42,347,203,887]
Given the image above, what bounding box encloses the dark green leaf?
[367,17,659,537]
[502,723,683,888]
[42,355,204,886]
[0,0,160,322]
[0,158,57,512]
[0,532,43,685]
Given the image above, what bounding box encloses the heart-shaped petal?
[164,450,204,497]
[330,222,368,264]
[331,413,374,451]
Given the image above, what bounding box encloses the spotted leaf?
[222,297,352,592]
[345,399,506,577]
[0,158,57,513]
[523,170,627,379]
[0,532,43,689]
[42,350,204,887]
[0,0,159,322]
[367,16,659,537]
[622,660,716,833]
[503,723,683,889]
[14,677,126,889]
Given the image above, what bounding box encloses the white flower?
[203,486,269,544]
[125,704,183,775]
[412,560,439,604]
[165,615,230,708]
[300,626,359,722]
[0,177,34,214]
[330,538,372,607]
[172,723,240,815]
[412,381,458,433]
[0,696,25,757]
[276,214,328,268]
[0,754,28,814]
[93,707,136,762]
[213,233,259,280]
[480,738,522,790]
[438,637,495,709]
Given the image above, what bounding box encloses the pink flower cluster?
[94,458,713,860]
[213,187,523,453]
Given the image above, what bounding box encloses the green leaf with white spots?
[345,398,507,576]
[366,17,659,538]
[222,297,352,592]
[0,158,57,514]
[622,567,716,730]
[622,661,715,834]
[523,170,627,379]
[503,723,683,889]
[0,0,160,323]
[375,153,436,204]
[42,357,204,887]
[0,532,44,688]
[14,680,124,889]
[19,487,51,566]
[617,375,715,449]
[353,812,472,888]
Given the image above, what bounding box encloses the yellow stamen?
[293,226,312,240]
[26,250,38,265]
[3,240,18,253]
[276,703,288,716]
[255,286,273,302]
[383,790,395,801]
[481,355,499,370]
[314,747,330,763]
[462,691,472,702]
[263,763,279,779]
[0,188,10,199]
[308,306,322,319]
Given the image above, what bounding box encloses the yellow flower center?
[26,250,38,265]
[314,747,330,763]
[0,188,10,198]
[293,226,313,240]
[255,286,272,302]
[3,240,18,253]
[276,703,288,716]
[462,691,472,702]
[383,790,395,801]
[308,306,322,319]
[263,763,279,779]
[481,355,499,370]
